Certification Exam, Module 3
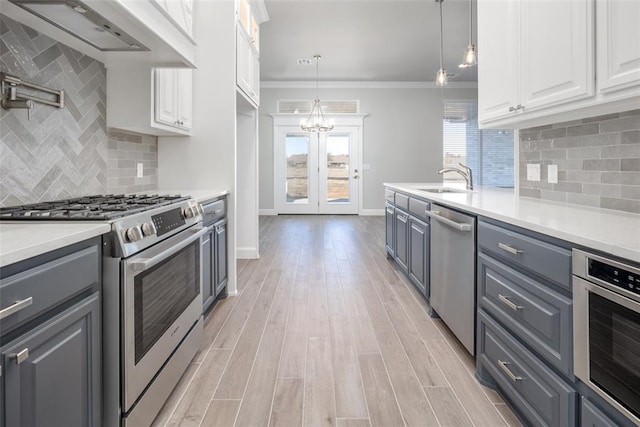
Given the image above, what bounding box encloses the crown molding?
[260,81,478,89]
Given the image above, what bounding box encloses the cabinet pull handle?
[516,104,524,111]
[397,213,408,223]
[498,294,524,311]
[497,360,522,382]
[498,242,522,255]
[0,297,33,320]
[386,207,394,215]
[509,106,516,112]
[13,348,29,365]
[216,226,225,235]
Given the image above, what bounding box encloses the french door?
[274,125,360,214]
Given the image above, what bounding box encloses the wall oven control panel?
[589,258,640,296]
[152,208,186,236]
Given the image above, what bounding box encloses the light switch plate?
[548,164,558,184]
[137,163,143,178]
[527,164,541,182]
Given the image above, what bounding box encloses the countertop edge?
[385,183,640,264]
[0,223,111,268]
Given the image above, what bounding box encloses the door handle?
[0,297,33,320]
[498,243,523,255]
[425,211,472,232]
[497,360,523,382]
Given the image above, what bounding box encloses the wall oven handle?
[425,210,472,232]
[497,360,523,382]
[130,227,207,271]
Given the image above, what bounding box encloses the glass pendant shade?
[460,44,477,68]
[436,68,448,86]
[301,55,334,133]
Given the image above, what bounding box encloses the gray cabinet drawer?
[0,244,100,333]
[409,198,429,221]
[478,221,571,290]
[581,397,617,427]
[395,192,409,210]
[202,198,226,226]
[478,253,573,376]
[478,311,576,427]
[384,189,395,203]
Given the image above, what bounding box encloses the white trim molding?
[259,209,277,216]
[237,247,260,259]
[261,81,478,89]
[360,209,385,216]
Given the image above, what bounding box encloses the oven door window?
[589,292,640,419]
[134,241,200,363]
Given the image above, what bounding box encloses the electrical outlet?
[527,164,541,182]
[137,163,143,178]
[548,164,558,184]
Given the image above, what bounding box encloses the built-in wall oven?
[573,249,640,426]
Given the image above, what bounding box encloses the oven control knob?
[125,226,144,242]
[141,222,157,237]
[183,206,197,218]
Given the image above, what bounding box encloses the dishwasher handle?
[425,210,473,232]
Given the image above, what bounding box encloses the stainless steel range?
[1,194,206,426]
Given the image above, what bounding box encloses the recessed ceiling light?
[297,59,312,65]
[72,5,87,13]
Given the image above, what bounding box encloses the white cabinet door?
[155,69,178,127]
[478,0,519,122]
[519,0,594,111]
[250,47,260,104]
[177,69,193,129]
[236,26,251,95]
[597,0,640,93]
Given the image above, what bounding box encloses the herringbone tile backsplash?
[0,15,158,206]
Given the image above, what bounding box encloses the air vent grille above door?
[278,100,359,114]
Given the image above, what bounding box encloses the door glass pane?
[285,134,310,204]
[326,134,350,203]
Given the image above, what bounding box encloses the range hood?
[8,0,149,51]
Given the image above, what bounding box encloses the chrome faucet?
[438,163,474,190]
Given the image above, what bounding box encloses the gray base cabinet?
[202,197,228,314]
[581,397,618,427]
[385,204,394,258]
[0,238,102,427]
[393,210,409,272]
[408,217,429,297]
[2,293,101,427]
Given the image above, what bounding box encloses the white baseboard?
[360,209,385,216]
[227,290,238,296]
[259,209,277,216]
[237,247,259,259]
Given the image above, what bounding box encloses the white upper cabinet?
[107,66,192,136]
[479,0,640,129]
[519,0,594,111]
[477,1,519,123]
[478,0,594,125]
[236,0,266,106]
[152,0,194,38]
[596,0,640,93]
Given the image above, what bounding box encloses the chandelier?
[301,55,334,132]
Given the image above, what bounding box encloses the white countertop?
[153,189,229,203]
[385,183,640,264]
[0,222,110,268]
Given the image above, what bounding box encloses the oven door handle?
[130,227,208,271]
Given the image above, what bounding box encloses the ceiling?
[260,0,478,83]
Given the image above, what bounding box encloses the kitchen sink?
[418,187,470,193]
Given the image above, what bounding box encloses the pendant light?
[301,55,334,133]
[459,0,477,68]
[435,0,447,87]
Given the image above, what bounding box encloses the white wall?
[157,0,240,292]
[259,85,478,212]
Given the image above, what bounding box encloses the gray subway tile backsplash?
[519,108,640,214]
[0,15,157,206]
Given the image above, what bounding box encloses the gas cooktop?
[0,194,190,220]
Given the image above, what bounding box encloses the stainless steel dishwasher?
[427,204,476,355]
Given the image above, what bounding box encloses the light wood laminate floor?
[153,215,522,427]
